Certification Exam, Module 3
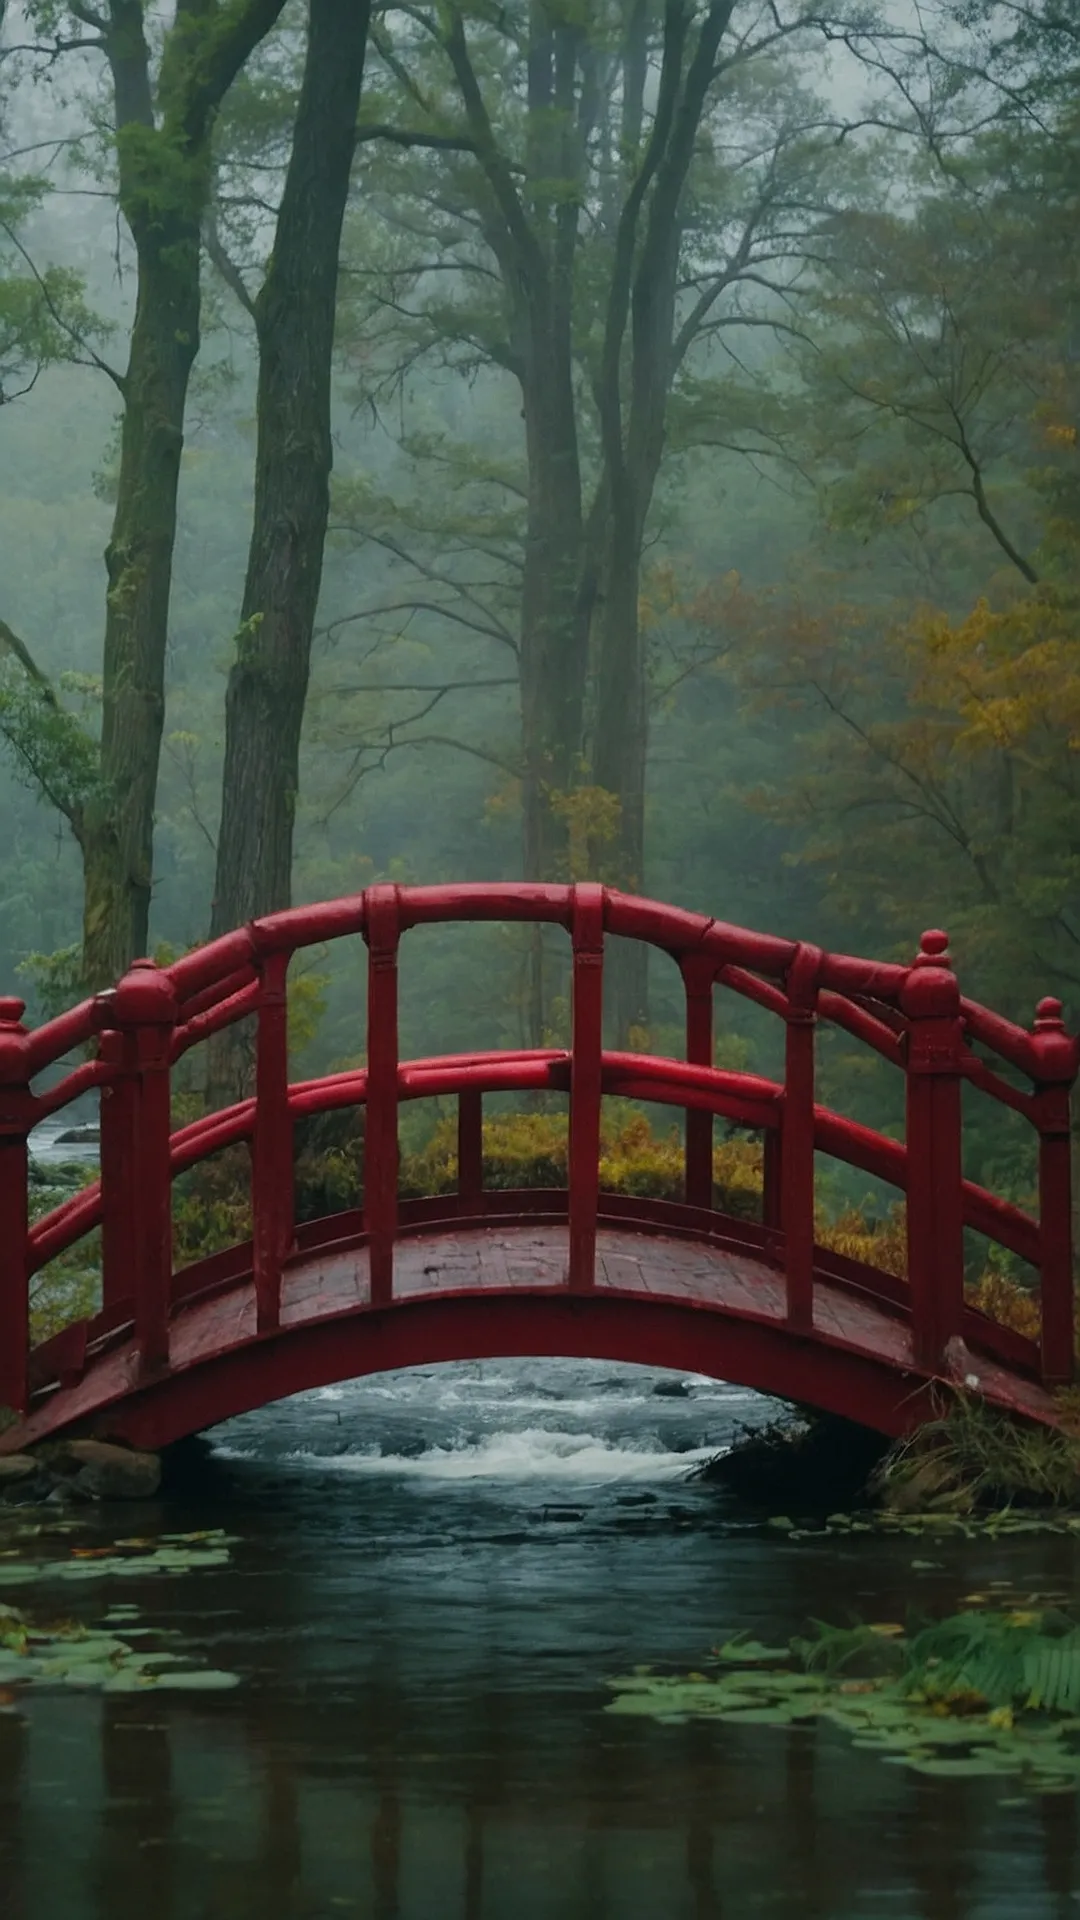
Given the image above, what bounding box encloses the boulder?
[63,1440,162,1501]
[0,1454,49,1504]
[0,1455,40,1483]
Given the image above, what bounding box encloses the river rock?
[59,1440,162,1500]
[0,1455,49,1504]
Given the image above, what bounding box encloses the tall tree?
[343,3,847,1033]
[0,0,288,989]
[208,0,370,940]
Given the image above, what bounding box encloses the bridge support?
[0,999,30,1415]
[682,955,715,1210]
[569,885,604,1291]
[365,887,401,1308]
[1032,997,1076,1385]
[112,962,179,1377]
[781,944,821,1333]
[902,933,965,1374]
[252,947,294,1332]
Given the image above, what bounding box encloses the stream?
[0,1359,1078,1916]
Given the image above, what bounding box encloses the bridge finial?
[1034,995,1066,1034]
[111,957,178,1028]
[912,929,951,969]
[901,930,959,1021]
[1031,995,1078,1085]
[0,998,28,1076]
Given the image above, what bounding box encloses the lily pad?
[150,1669,241,1691]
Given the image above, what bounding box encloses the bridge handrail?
[19,1047,1041,1280]
[2,884,1076,1418]
[14,885,1063,1089]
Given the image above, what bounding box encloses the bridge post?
[1030,997,1078,1386]
[781,945,821,1332]
[901,931,965,1374]
[364,887,400,1308]
[457,1088,484,1214]
[252,949,294,1333]
[0,999,31,1415]
[112,961,178,1375]
[681,955,715,1210]
[569,885,605,1291]
[96,1017,139,1314]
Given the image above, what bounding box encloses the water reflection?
[2,1683,1078,1918]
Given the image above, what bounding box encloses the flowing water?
[2,1359,1079,1919]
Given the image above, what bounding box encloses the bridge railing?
[1,884,1076,1414]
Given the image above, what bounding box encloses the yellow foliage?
[965,1271,1042,1343]
[549,785,622,880]
[818,1204,907,1277]
[404,1109,764,1216]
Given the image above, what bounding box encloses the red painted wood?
[252,951,294,1333]
[112,961,179,1377]
[5,884,1080,1448]
[457,1088,484,1213]
[9,1225,1062,1456]
[569,885,605,1291]
[762,1130,782,1239]
[97,1026,138,1313]
[1031,998,1076,1385]
[0,999,30,1415]
[781,944,821,1332]
[364,887,400,1307]
[682,954,715,1209]
[901,932,966,1371]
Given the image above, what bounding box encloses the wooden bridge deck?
[7,1225,1057,1454]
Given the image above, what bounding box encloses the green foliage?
[607,1601,1080,1791]
[905,1611,1080,1715]
[27,1179,100,1344]
[0,661,99,827]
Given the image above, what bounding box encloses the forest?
[0,0,1076,1183]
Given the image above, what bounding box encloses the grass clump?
[873,1393,1080,1514]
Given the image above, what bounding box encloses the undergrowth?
[873,1393,1080,1512]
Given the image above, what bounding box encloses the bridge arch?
[0,884,1075,1450]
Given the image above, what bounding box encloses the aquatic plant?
[606,1600,1080,1790]
[0,1528,243,1706]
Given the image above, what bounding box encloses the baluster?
[112,961,178,1376]
[782,944,821,1331]
[762,1131,783,1250]
[0,999,31,1415]
[569,884,605,1291]
[364,887,400,1308]
[252,949,294,1333]
[901,931,965,1372]
[96,1012,138,1315]
[682,954,715,1210]
[1030,997,1078,1386]
[457,1088,483,1214]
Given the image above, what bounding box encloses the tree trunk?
[210,0,369,942]
[81,213,201,987]
[77,0,289,992]
[517,311,590,1041]
[591,501,648,1040]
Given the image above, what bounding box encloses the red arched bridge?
[0,885,1076,1452]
